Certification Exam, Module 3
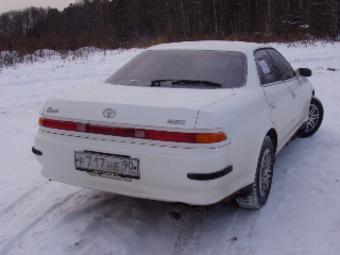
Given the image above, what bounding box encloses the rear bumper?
[34,131,239,205]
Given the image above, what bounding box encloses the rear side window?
[266,49,296,81]
[254,49,281,85]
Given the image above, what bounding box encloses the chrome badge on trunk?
[167,119,186,126]
[103,108,116,119]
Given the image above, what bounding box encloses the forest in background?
[0,0,340,54]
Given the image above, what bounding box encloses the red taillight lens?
[39,118,78,131]
[39,117,227,144]
[145,130,197,143]
[87,124,135,137]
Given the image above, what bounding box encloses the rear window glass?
[106,50,247,89]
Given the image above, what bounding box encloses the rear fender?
[195,88,274,186]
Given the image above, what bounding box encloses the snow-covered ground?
[1,42,340,255]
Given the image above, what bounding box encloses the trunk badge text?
[103,108,117,119]
[167,119,186,125]
[46,107,59,114]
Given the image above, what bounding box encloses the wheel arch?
[266,128,278,154]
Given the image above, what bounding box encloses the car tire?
[236,136,274,210]
[298,97,324,138]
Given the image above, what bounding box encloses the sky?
[0,0,75,14]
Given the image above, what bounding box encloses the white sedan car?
[33,41,323,209]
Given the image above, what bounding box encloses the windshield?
[106,50,247,89]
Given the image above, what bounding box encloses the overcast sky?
[0,0,75,14]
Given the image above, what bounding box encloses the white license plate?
[74,152,140,179]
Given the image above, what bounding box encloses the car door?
[255,49,296,147]
[266,48,308,128]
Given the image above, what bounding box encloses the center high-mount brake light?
[39,117,227,144]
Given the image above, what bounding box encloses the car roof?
[148,40,263,54]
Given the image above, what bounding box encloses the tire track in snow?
[171,208,207,255]
[0,182,60,232]
[0,180,87,254]
[0,189,85,255]
[199,205,244,255]
[0,181,49,215]
[223,210,262,255]
[170,203,261,255]
[4,192,134,255]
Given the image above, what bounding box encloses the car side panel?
[291,75,314,124]
[195,87,273,190]
[262,83,296,150]
[264,47,314,133]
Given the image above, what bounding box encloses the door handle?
[291,92,297,98]
[269,103,276,110]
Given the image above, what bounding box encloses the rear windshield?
[106,50,247,89]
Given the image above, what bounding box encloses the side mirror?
[297,68,312,77]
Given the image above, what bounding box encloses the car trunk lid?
[42,83,235,129]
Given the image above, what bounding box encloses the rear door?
[266,48,309,127]
[255,49,295,146]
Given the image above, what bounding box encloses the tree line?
[0,0,339,53]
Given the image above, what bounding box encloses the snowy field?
[0,42,340,255]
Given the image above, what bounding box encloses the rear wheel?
[298,97,324,138]
[236,136,274,210]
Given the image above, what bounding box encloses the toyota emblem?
[103,108,116,119]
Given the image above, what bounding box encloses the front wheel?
[236,136,275,210]
[298,97,324,138]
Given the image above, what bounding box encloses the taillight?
[195,133,227,144]
[39,118,78,131]
[39,117,227,144]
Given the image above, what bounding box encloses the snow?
[1,42,340,255]
[149,40,261,53]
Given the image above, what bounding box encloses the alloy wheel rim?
[259,148,272,197]
[306,104,320,133]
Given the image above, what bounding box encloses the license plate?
[74,152,140,179]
